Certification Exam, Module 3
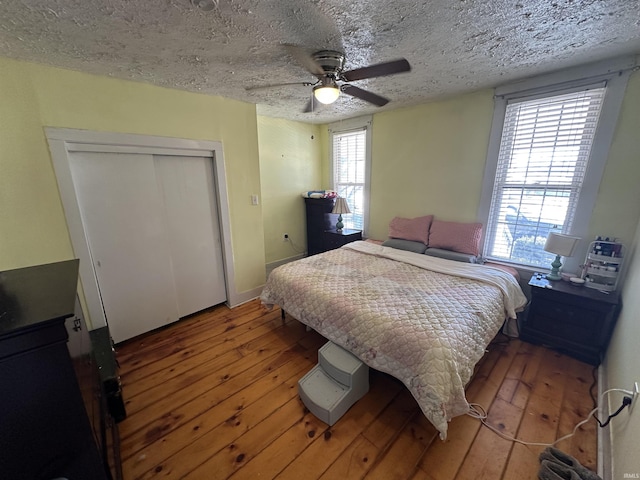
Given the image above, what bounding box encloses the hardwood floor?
[116,299,598,480]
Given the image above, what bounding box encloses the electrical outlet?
[283,233,289,242]
[631,382,639,413]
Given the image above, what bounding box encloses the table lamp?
[543,233,580,281]
[332,197,351,232]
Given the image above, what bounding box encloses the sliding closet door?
[154,155,226,317]
[69,151,180,342]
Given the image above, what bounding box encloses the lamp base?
[335,214,344,232]
[547,254,562,281]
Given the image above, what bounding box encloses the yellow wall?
[365,90,494,240]
[257,117,323,263]
[0,56,265,295]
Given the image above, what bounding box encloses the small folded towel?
[301,190,337,199]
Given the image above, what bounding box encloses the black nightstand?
[323,228,362,252]
[519,274,621,365]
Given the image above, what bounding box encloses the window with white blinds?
[484,87,606,267]
[332,127,367,230]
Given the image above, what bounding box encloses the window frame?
[478,56,636,272]
[329,115,373,235]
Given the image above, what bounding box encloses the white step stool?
[298,341,369,426]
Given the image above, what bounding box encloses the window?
[330,117,372,232]
[485,88,605,267]
[479,57,635,269]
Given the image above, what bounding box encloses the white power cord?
[467,387,634,446]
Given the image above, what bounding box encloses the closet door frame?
[46,128,236,330]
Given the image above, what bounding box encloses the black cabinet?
[519,274,621,365]
[323,229,363,251]
[304,197,337,256]
[0,260,112,479]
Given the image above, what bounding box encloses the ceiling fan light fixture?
[313,82,340,105]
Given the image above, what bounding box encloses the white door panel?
[154,155,226,317]
[69,151,179,342]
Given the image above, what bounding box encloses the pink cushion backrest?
[388,215,433,245]
[428,220,483,256]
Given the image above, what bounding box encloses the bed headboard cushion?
[388,215,433,245]
[424,247,478,263]
[428,220,483,256]
[382,238,429,254]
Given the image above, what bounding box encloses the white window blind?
[485,87,606,267]
[333,127,367,230]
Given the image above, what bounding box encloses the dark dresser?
[0,260,118,479]
[323,228,363,251]
[304,197,337,255]
[519,274,621,365]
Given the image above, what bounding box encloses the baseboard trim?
[266,254,306,277]
[598,363,612,480]
[226,254,307,309]
[227,286,263,308]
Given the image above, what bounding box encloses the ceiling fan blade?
[341,58,411,82]
[341,84,389,107]
[283,44,325,77]
[303,95,321,113]
[245,81,314,92]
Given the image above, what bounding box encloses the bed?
[260,240,527,439]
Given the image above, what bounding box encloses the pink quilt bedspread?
[260,241,527,439]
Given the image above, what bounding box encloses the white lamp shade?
[543,233,580,257]
[314,85,340,104]
[332,197,351,214]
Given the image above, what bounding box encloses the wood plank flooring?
[116,299,598,480]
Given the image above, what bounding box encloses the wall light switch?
[251,194,259,205]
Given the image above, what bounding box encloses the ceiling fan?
[246,46,411,113]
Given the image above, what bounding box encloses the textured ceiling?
[1,0,639,124]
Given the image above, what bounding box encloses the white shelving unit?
[583,240,625,292]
